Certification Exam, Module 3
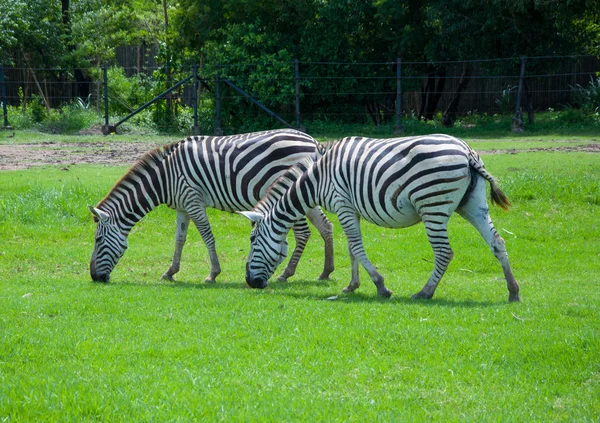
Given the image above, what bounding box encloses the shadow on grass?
[93,278,508,307]
[264,279,508,308]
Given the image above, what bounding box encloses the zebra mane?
[253,156,315,214]
[98,141,181,206]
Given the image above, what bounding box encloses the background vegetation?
[1,0,599,134]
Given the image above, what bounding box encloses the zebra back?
[253,156,315,216]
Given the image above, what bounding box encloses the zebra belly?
[354,200,422,229]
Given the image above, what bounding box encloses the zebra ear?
[237,211,264,223]
[88,206,110,223]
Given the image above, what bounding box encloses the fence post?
[294,59,304,131]
[0,65,11,129]
[192,64,200,135]
[214,65,223,136]
[101,66,115,135]
[394,57,403,134]
[512,56,526,132]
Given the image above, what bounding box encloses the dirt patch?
[479,144,600,155]
[0,141,163,170]
[0,140,599,171]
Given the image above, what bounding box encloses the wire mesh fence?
[1,54,598,134]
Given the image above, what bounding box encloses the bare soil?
[0,140,599,171]
[0,141,163,170]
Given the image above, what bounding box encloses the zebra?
[241,134,521,302]
[89,129,334,284]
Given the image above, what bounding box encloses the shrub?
[41,104,100,133]
[570,76,600,113]
[4,105,33,129]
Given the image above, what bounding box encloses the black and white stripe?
[89,129,334,283]
[242,134,520,302]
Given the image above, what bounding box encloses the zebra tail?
[490,181,512,210]
[468,150,512,210]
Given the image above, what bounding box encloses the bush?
[570,77,600,113]
[4,105,33,129]
[41,104,100,133]
[29,95,47,123]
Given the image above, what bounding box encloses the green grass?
[1,141,599,421]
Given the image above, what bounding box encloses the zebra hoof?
[411,291,433,300]
[509,291,521,302]
[342,283,359,293]
[204,277,217,284]
[378,288,393,298]
[161,273,175,282]
[276,274,289,282]
[318,273,332,281]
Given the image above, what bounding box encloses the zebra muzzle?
[245,267,268,289]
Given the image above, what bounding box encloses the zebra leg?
[457,184,521,302]
[188,207,221,283]
[338,210,392,297]
[342,244,360,293]
[161,209,191,281]
[277,219,311,282]
[412,222,454,300]
[306,207,335,280]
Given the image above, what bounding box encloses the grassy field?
[1,131,599,421]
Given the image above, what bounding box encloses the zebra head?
[88,206,128,283]
[239,211,288,289]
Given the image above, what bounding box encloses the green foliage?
[102,67,155,115]
[495,86,517,115]
[171,0,600,128]
[570,76,600,114]
[29,95,47,123]
[3,105,33,129]
[42,104,100,133]
[69,0,166,66]
[0,0,66,67]
[4,101,99,133]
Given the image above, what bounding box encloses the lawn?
[0,131,599,421]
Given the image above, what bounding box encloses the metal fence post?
[1,65,11,129]
[512,56,527,132]
[214,65,223,136]
[294,59,304,131]
[192,64,200,135]
[394,57,403,134]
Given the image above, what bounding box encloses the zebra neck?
[271,171,319,232]
[100,166,168,233]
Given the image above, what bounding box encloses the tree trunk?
[419,70,447,121]
[442,65,472,127]
[424,69,446,120]
[418,74,434,119]
[365,100,385,126]
[62,0,91,99]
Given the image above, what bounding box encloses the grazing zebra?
[89,129,334,284]
[241,134,521,302]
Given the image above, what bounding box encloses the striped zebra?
[89,129,334,284]
[241,134,521,302]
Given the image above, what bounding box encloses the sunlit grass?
[0,148,599,421]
